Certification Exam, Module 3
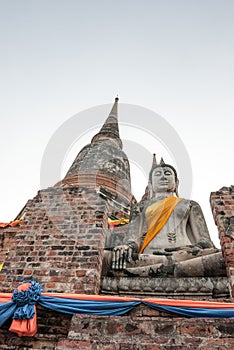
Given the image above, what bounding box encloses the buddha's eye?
[164,170,172,175]
[154,171,161,176]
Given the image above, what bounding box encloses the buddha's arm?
[112,211,145,269]
[188,200,214,248]
[126,211,145,251]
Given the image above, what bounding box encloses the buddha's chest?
[144,200,192,250]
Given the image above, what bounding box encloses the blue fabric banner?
[39,296,141,316]
[0,302,17,327]
[143,302,234,318]
[1,280,234,337]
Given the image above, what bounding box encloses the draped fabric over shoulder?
[139,196,182,253]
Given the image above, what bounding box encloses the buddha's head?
[148,163,179,197]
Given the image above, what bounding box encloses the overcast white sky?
[0,0,234,247]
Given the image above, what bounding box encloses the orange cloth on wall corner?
[9,306,37,337]
[0,218,23,228]
[139,196,183,254]
[9,282,38,337]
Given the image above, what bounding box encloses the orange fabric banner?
[9,306,37,337]
[2,291,234,309]
[0,293,12,303]
[42,293,138,302]
[139,196,182,253]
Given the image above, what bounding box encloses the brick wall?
[0,306,72,350]
[0,186,109,294]
[57,309,234,349]
[0,227,18,290]
[210,186,234,297]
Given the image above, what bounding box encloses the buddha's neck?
[154,192,175,200]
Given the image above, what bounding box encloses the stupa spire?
[91,97,122,148]
[152,153,157,166]
[140,153,158,201]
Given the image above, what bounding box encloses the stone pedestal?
[101,276,229,299]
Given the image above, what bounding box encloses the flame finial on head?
[160,157,165,166]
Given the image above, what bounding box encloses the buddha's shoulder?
[129,200,148,221]
[176,199,203,213]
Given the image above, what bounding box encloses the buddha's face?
[151,166,176,193]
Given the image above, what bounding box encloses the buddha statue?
[106,158,226,277]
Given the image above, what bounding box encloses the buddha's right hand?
[112,244,134,270]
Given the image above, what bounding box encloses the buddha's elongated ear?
[148,182,154,199]
[175,178,179,197]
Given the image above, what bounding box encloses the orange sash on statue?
[139,196,182,253]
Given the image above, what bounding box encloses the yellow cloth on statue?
[139,196,183,254]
